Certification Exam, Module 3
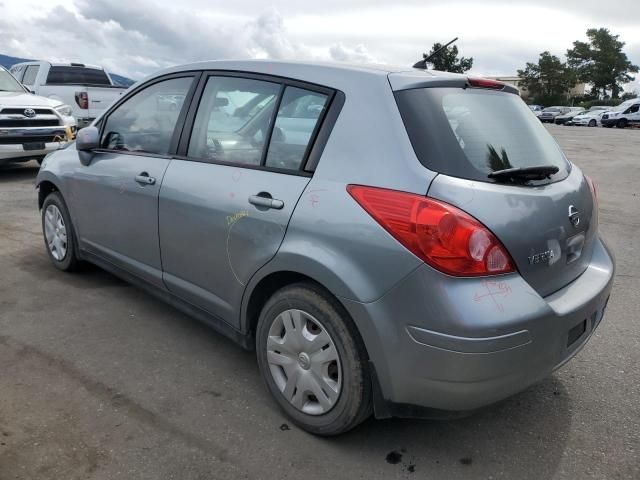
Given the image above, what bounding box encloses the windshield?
[395,87,570,184]
[0,68,25,92]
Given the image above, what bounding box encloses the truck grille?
[0,108,56,115]
[0,108,61,128]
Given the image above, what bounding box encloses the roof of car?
[151,59,469,92]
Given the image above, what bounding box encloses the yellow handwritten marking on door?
[226,210,249,226]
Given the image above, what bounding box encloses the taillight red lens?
[75,91,88,109]
[467,77,505,90]
[347,185,515,276]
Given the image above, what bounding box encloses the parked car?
[539,106,571,123]
[572,109,607,127]
[600,99,640,128]
[587,106,610,112]
[9,61,127,128]
[554,107,585,125]
[528,104,544,117]
[0,65,76,165]
[36,61,614,435]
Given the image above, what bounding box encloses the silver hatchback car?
[37,61,614,435]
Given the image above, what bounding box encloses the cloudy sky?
[1,0,639,90]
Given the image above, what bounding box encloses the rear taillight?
[75,91,88,109]
[347,185,515,276]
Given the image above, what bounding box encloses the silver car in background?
[36,61,614,435]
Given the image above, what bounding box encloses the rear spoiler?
[388,73,520,95]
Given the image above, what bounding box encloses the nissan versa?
[36,61,614,435]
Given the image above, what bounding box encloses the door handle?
[248,194,284,210]
[135,172,156,185]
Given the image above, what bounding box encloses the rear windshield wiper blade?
[488,165,559,182]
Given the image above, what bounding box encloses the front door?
[159,74,331,326]
[70,75,195,287]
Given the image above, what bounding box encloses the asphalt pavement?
[0,124,638,479]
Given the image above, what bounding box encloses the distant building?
[485,75,586,101]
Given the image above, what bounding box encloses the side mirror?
[76,126,99,165]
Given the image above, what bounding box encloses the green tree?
[426,43,473,73]
[566,28,639,99]
[517,51,577,105]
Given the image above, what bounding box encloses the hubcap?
[266,309,342,415]
[44,205,67,261]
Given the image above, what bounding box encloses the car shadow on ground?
[328,376,571,476]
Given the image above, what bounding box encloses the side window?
[187,76,280,165]
[625,105,639,114]
[100,76,193,155]
[265,86,329,170]
[22,65,39,86]
[10,66,24,81]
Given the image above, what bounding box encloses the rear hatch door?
[393,80,597,297]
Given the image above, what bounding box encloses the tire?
[589,119,597,127]
[256,282,372,436]
[41,191,80,271]
[617,119,628,128]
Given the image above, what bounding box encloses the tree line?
[422,28,638,106]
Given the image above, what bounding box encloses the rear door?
[159,73,332,327]
[70,74,197,287]
[394,84,596,297]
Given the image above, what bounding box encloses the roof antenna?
[413,37,459,69]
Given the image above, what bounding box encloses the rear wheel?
[617,119,628,128]
[41,192,80,271]
[256,283,372,435]
[588,119,597,127]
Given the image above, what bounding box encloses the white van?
[601,99,640,128]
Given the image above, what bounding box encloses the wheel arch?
[37,178,61,209]
[242,269,352,339]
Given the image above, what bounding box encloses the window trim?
[95,71,202,158]
[175,70,340,176]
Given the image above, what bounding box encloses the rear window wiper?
[488,165,559,182]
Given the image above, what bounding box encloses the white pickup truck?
[0,66,76,164]
[9,61,127,128]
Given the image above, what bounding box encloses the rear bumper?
[341,237,614,416]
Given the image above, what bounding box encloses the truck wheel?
[617,119,628,128]
[41,192,80,271]
[256,282,372,435]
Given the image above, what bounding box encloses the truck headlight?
[55,104,73,117]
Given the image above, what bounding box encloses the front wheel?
[617,119,628,128]
[41,192,80,271]
[256,283,372,435]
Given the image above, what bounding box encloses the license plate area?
[23,142,46,151]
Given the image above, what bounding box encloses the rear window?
[395,88,570,184]
[46,66,111,86]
